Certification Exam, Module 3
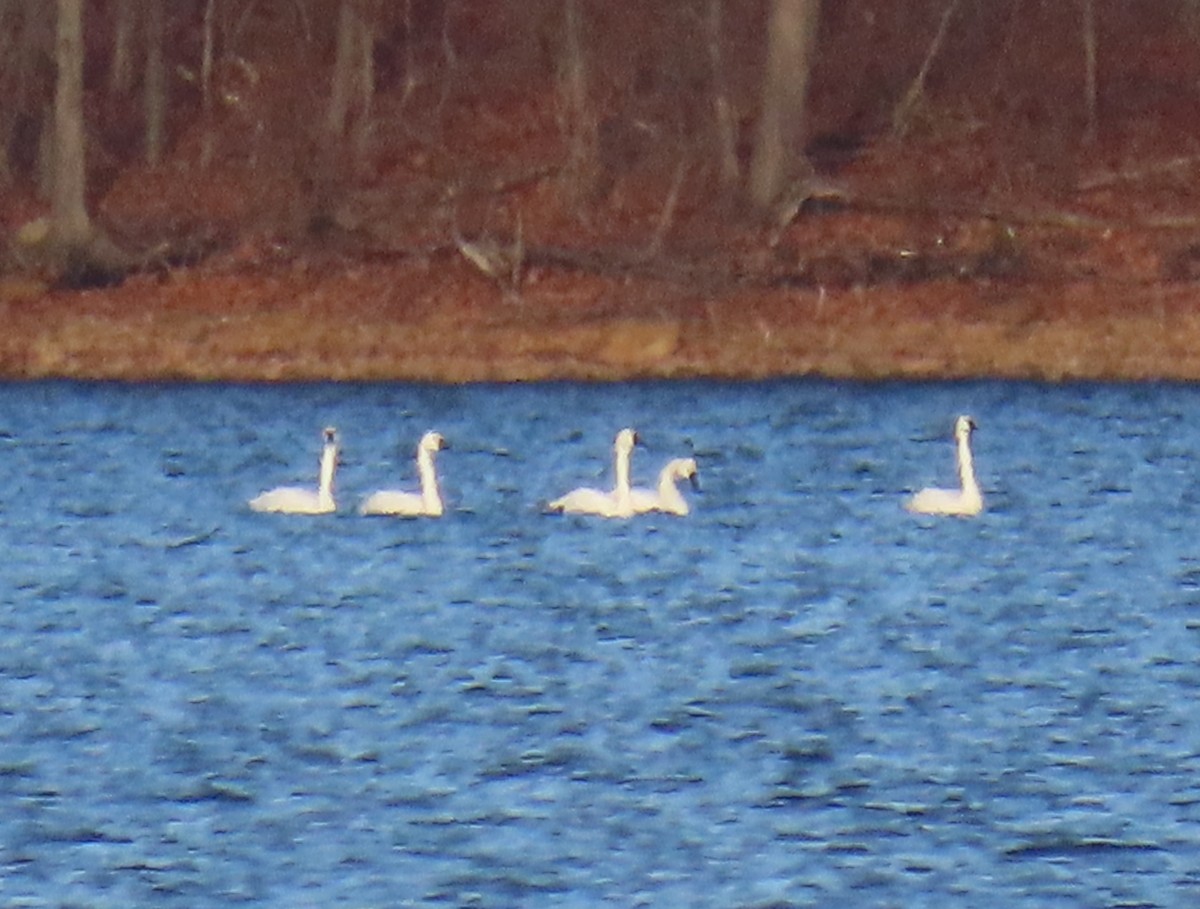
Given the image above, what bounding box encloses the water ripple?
[1,381,1199,907]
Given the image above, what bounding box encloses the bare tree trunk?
[707,0,740,192]
[0,0,32,182]
[200,0,216,167]
[326,0,357,140]
[436,0,457,117]
[109,0,135,95]
[353,12,375,158]
[747,0,821,211]
[560,0,596,204]
[144,0,167,166]
[399,0,418,107]
[326,0,372,141]
[1082,0,1097,141]
[326,1,376,158]
[52,0,91,250]
[0,1,56,190]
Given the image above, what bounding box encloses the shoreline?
[2,271,1198,385]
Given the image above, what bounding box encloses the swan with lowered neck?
[631,457,699,516]
[906,415,983,517]
[547,428,639,518]
[249,426,339,514]
[360,430,448,517]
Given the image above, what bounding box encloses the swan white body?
[630,457,699,516]
[548,428,639,518]
[906,416,983,517]
[249,427,339,514]
[360,431,448,517]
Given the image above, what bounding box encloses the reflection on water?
[1,380,1199,908]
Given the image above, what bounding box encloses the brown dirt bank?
[2,256,1199,383]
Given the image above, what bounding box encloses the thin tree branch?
[893,0,962,137]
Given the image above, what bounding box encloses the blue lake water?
[2,379,1200,907]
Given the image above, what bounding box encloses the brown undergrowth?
[5,2,1200,383]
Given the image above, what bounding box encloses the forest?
[3,0,1200,381]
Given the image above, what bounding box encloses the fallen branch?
[846,196,1111,231]
[522,239,1029,292]
[645,158,687,258]
[1079,155,1200,191]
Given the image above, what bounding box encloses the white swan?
[906,415,983,517]
[249,426,339,514]
[631,457,699,516]
[359,430,448,517]
[547,428,639,518]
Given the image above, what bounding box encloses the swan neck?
[956,431,978,496]
[318,441,338,508]
[657,466,685,512]
[417,448,443,513]
[614,444,633,510]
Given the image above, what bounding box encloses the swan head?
[675,457,700,490]
[419,430,447,454]
[954,415,977,438]
[321,427,340,469]
[615,428,639,454]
